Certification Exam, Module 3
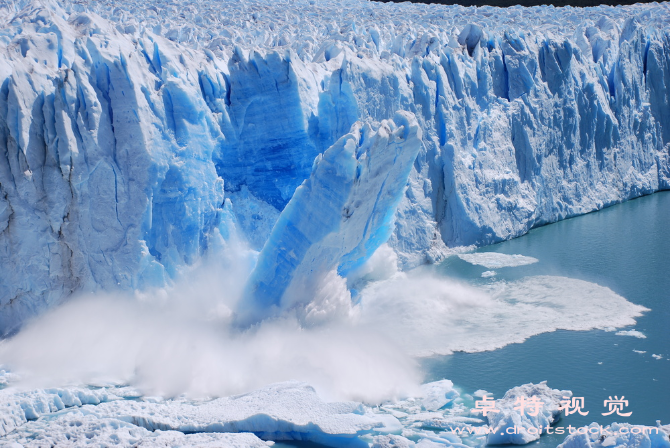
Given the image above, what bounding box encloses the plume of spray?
[0,239,422,403]
[0,237,641,403]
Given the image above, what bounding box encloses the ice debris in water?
[457,253,539,269]
[1,0,670,331]
[358,275,648,356]
[0,379,578,447]
[615,329,646,338]
[484,382,571,445]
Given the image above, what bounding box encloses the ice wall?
[1,0,669,331]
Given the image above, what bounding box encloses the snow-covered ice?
[0,381,395,447]
[484,382,570,445]
[0,379,578,448]
[419,380,460,412]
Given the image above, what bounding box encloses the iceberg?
[0,0,669,329]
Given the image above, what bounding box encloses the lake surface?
[424,191,670,446]
[276,191,670,448]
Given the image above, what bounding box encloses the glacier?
[1,0,670,330]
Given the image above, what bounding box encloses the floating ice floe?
[615,330,647,338]
[457,253,539,269]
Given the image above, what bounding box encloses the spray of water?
[0,242,645,403]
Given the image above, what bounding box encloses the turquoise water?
[424,191,670,446]
[276,191,670,448]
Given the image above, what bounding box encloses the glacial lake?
[277,191,670,448]
[424,190,670,446]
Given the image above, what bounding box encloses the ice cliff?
[1,0,669,331]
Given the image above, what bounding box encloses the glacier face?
[0,0,669,331]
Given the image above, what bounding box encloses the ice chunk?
[615,330,646,338]
[420,380,460,412]
[457,253,539,269]
[86,381,392,447]
[485,382,571,445]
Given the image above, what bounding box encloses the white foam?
[0,257,420,404]
[457,253,539,269]
[358,273,648,356]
